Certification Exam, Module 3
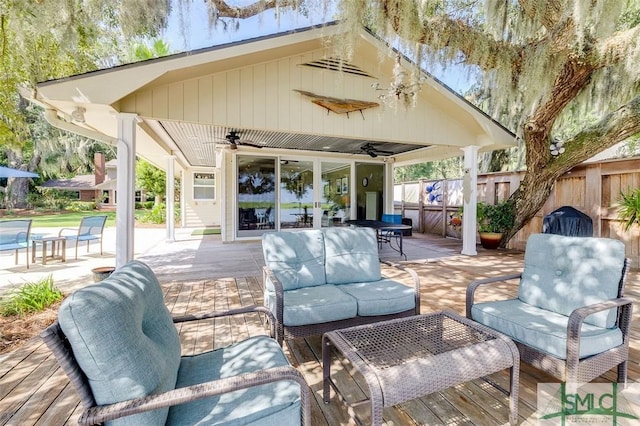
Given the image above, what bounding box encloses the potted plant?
[617,188,640,231]
[477,200,515,249]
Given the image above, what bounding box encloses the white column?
[461,145,479,256]
[115,113,138,268]
[166,155,176,241]
[384,161,394,214]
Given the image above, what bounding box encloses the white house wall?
[120,44,485,148]
[182,167,221,227]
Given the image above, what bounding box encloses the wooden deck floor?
[1,233,639,425]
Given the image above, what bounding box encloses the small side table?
[32,236,66,265]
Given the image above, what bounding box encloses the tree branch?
[518,0,565,30]
[598,26,640,66]
[208,0,299,19]
[553,95,640,168]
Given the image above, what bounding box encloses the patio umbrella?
[0,166,39,178]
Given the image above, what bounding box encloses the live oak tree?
[2,1,639,241]
[205,0,640,243]
[0,1,169,206]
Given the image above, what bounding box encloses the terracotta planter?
[479,232,503,249]
[91,266,115,283]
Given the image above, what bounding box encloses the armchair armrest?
[58,227,77,237]
[565,297,634,364]
[172,305,276,339]
[465,273,523,318]
[381,260,421,314]
[263,266,286,344]
[80,365,311,426]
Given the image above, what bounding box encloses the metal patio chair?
[58,215,107,259]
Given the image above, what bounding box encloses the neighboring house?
[40,153,145,207]
[28,22,517,264]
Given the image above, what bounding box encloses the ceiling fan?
[360,143,394,158]
[205,131,263,150]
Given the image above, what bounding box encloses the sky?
[161,0,473,93]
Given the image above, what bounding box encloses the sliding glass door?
[320,161,351,227]
[236,156,372,236]
[279,159,314,229]
[236,155,276,238]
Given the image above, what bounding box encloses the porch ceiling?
[156,120,429,167]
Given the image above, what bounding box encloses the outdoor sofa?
[41,260,310,425]
[262,227,421,345]
[467,233,632,384]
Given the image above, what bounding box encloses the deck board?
[1,233,638,425]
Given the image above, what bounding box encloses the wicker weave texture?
[323,311,520,425]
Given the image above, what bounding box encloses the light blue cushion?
[323,227,381,284]
[471,299,623,360]
[265,285,357,326]
[339,279,415,316]
[167,336,301,425]
[58,260,181,426]
[262,230,326,290]
[518,234,626,328]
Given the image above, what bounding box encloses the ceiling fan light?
[71,106,86,123]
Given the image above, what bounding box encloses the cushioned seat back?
[262,230,326,290]
[518,234,626,328]
[58,260,181,426]
[324,227,381,284]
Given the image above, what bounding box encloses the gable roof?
[32,22,516,170]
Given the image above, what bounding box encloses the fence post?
[418,179,425,233]
[442,179,448,237]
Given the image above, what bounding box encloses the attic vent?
[300,57,374,78]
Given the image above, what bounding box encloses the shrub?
[0,276,63,317]
[66,201,96,212]
[138,203,167,224]
[137,202,181,224]
[617,188,640,231]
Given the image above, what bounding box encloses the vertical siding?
[123,47,483,145]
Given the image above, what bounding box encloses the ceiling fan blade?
[238,141,263,148]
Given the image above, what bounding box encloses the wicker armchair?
[466,233,632,384]
[41,260,310,426]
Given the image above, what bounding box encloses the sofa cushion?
[265,285,358,326]
[339,279,415,316]
[471,299,623,360]
[58,260,181,426]
[167,335,301,425]
[323,227,381,285]
[518,234,626,328]
[262,230,326,290]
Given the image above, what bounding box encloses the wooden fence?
[394,157,640,267]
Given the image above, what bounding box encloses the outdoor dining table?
[345,219,412,259]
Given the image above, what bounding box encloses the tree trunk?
[4,150,31,209]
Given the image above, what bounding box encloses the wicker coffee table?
[322,310,520,425]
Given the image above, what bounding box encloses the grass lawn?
[1,210,153,228]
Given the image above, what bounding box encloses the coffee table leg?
[322,335,332,404]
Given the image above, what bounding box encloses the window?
[194,172,215,200]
